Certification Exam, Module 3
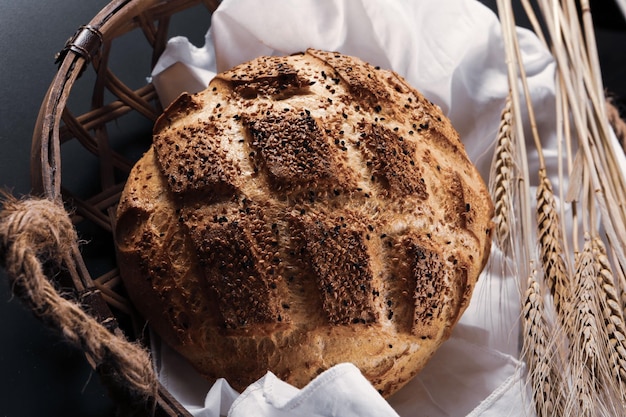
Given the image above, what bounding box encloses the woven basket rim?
[29,0,221,415]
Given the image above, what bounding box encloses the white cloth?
[150,0,560,415]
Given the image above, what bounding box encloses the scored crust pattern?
[115,49,494,396]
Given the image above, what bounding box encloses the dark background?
[0,1,624,415]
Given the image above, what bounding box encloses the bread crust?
[115,49,494,396]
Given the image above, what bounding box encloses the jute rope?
[0,195,158,411]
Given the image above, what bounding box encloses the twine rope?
[0,195,158,408]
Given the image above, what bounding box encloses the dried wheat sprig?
[495,0,535,276]
[593,237,626,395]
[565,238,600,416]
[488,95,515,254]
[532,0,626,272]
[565,236,626,416]
[536,168,571,320]
[502,0,626,414]
[521,268,566,417]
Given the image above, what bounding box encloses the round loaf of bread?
[115,49,494,397]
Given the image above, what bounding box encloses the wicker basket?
[28,0,220,415]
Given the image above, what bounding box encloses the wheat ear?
[593,237,626,396]
[565,238,600,416]
[521,268,565,416]
[489,95,515,253]
[536,168,570,320]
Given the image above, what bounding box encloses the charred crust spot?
[444,173,469,228]
[306,49,392,113]
[358,122,428,198]
[184,204,283,329]
[218,58,309,99]
[153,118,237,198]
[245,113,348,193]
[289,214,380,325]
[404,239,449,337]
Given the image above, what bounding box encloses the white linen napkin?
[149,0,561,415]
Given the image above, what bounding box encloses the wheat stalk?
[533,0,626,270]
[593,237,626,397]
[565,238,600,416]
[495,0,535,276]
[521,268,565,417]
[488,95,515,254]
[496,0,626,415]
[536,168,571,320]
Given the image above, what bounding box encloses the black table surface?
[0,1,624,416]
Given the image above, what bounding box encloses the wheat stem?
[496,0,535,277]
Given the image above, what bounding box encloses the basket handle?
[29,0,158,200]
